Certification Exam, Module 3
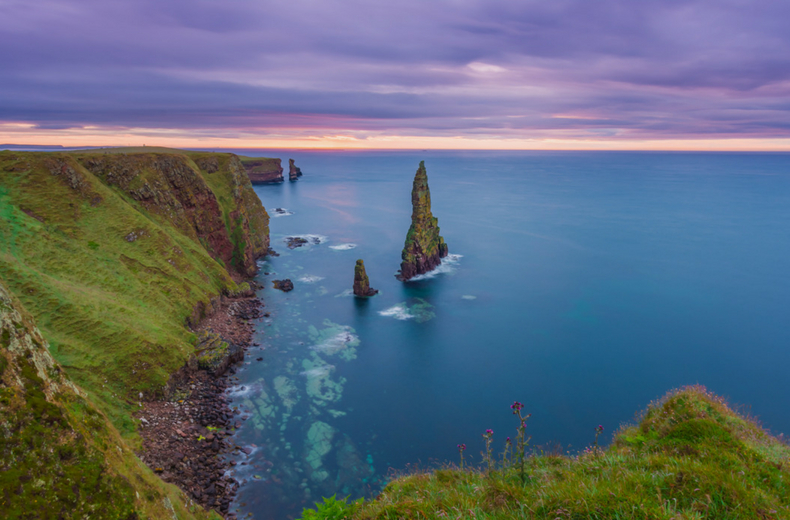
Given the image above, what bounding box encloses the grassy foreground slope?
[0,281,217,519]
[317,387,790,520]
[0,149,268,435]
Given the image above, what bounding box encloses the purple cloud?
[2,0,790,142]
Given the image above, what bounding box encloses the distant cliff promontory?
[240,156,304,184]
[241,156,284,183]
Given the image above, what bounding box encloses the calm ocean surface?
[224,151,790,519]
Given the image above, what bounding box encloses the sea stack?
[353,259,378,297]
[397,161,449,280]
[288,159,303,181]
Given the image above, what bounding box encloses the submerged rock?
[273,279,294,292]
[289,159,303,181]
[398,161,449,280]
[286,236,308,249]
[353,259,378,297]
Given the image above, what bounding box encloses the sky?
[2,0,790,150]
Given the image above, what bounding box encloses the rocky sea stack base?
[138,292,264,519]
[353,259,378,297]
[398,161,449,280]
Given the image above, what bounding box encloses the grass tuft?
[303,386,790,520]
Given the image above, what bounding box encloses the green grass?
[0,149,266,438]
[1,277,220,520]
[305,386,790,520]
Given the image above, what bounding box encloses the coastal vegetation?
[302,386,790,519]
[0,148,270,518]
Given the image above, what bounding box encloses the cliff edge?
[0,148,268,434]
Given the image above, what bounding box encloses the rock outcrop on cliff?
[353,259,378,296]
[398,161,449,280]
[241,156,284,183]
[289,158,303,181]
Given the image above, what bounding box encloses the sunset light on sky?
[3,0,790,150]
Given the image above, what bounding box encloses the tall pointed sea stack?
[353,259,378,296]
[398,161,449,280]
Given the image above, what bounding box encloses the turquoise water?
[227,151,790,519]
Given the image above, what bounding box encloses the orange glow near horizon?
[2,125,790,152]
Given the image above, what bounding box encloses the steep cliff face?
[79,152,269,278]
[240,156,284,184]
[353,259,378,297]
[398,161,448,280]
[0,282,211,519]
[288,158,303,181]
[0,149,268,435]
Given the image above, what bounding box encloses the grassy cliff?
[306,387,790,519]
[0,149,268,433]
[0,281,218,519]
[0,148,269,518]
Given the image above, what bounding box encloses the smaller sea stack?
[289,159,303,181]
[398,161,448,280]
[353,259,378,297]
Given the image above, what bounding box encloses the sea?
[221,150,790,519]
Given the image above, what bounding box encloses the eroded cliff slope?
[0,148,268,433]
[0,282,215,519]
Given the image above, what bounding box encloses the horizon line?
[4,143,790,154]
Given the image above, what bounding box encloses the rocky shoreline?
[137,291,265,519]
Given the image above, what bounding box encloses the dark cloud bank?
[2,0,790,141]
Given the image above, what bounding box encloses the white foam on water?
[283,234,328,245]
[300,365,335,378]
[378,304,415,320]
[272,208,294,217]
[310,331,359,354]
[461,294,477,300]
[329,243,357,251]
[334,289,354,298]
[227,381,263,398]
[408,253,464,281]
[298,275,325,283]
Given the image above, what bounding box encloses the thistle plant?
[457,443,466,470]
[482,429,494,473]
[594,424,604,449]
[511,401,532,484]
[501,436,512,467]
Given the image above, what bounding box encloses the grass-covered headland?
[1,148,270,518]
[304,386,790,519]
